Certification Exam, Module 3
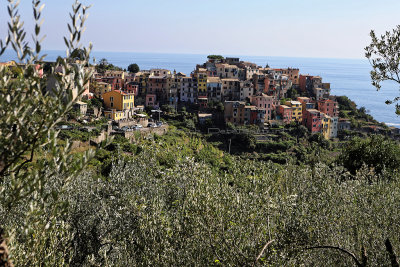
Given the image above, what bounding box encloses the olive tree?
[365,25,400,114]
[338,135,400,177]
[0,0,98,265]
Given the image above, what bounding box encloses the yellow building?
[322,115,331,139]
[104,110,125,121]
[94,82,112,98]
[285,100,302,122]
[194,68,208,96]
[103,90,135,111]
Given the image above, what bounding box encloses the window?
[110,96,114,101]
[111,102,114,108]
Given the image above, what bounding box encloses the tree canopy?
[96,58,123,72]
[127,63,140,73]
[365,25,400,114]
[339,135,400,176]
[207,55,224,60]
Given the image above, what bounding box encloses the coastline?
[1,49,398,127]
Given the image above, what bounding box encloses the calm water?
[3,50,400,127]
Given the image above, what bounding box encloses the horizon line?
[1,48,367,62]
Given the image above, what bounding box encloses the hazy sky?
[0,0,399,59]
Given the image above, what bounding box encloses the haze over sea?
[3,50,400,127]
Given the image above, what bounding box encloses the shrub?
[339,135,400,176]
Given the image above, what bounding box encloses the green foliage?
[338,135,400,176]
[256,141,294,153]
[207,55,224,60]
[289,124,309,139]
[3,2,400,266]
[308,133,331,149]
[161,104,176,114]
[286,86,299,100]
[185,119,195,130]
[216,101,224,112]
[0,1,106,265]
[70,48,86,61]
[226,122,236,130]
[336,95,357,111]
[88,97,104,109]
[234,132,256,150]
[6,146,397,266]
[127,63,140,73]
[365,25,400,114]
[96,58,123,72]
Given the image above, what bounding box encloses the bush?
[339,135,400,176]
[336,96,357,111]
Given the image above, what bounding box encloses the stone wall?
[124,125,168,140]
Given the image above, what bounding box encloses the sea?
[2,50,400,127]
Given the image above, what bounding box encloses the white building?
[330,117,339,138]
[180,77,197,103]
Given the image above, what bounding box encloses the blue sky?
[0,0,399,58]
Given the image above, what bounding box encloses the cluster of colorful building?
[1,56,345,139]
[88,57,342,139]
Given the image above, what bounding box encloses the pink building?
[317,99,339,117]
[148,76,167,103]
[146,94,157,107]
[126,82,139,96]
[277,105,292,124]
[303,109,324,133]
[99,77,124,90]
[251,94,278,120]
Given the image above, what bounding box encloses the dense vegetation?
[4,127,400,266]
[207,55,225,60]
[2,1,400,266]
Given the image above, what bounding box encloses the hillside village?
[2,56,395,140]
[87,56,347,139]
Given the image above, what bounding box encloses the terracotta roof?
[114,90,127,95]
